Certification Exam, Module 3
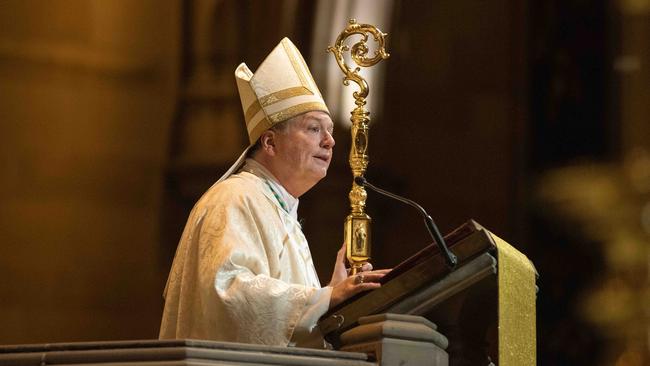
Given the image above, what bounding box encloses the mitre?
[217,37,329,183]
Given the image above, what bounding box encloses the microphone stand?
[355,176,458,269]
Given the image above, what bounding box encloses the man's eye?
[309,126,320,132]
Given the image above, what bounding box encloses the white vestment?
[160,162,332,346]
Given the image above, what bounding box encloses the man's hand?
[328,243,390,309]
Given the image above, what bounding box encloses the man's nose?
[322,131,335,148]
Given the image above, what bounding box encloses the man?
[160,38,386,347]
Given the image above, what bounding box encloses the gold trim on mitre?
[268,101,328,124]
[248,116,272,148]
[245,86,314,123]
[235,37,329,145]
[282,40,310,88]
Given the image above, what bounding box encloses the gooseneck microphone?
[354,176,458,269]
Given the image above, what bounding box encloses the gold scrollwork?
[327,19,390,105]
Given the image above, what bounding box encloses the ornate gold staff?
[328,19,389,275]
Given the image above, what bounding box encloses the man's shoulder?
[200,172,266,205]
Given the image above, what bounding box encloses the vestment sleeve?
[290,286,333,347]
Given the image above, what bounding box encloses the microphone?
[354,176,458,269]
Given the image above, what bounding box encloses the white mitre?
[217,37,330,183]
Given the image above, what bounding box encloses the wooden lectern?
[319,220,537,365]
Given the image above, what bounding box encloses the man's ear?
[259,130,277,156]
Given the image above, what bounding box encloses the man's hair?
[247,116,296,157]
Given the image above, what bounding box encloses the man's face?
[273,111,335,193]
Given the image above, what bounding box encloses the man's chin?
[310,167,328,182]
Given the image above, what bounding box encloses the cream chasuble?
[160,164,331,347]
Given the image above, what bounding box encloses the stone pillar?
[0,1,180,343]
[339,314,449,366]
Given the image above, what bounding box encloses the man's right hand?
[328,243,390,309]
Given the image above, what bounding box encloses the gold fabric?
[245,86,313,124]
[248,117,272,148]
[268,101,331,124]
[489,232,537,365]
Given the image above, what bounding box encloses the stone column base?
[339,313,449,366]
